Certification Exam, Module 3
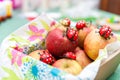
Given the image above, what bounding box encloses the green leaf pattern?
[1,67,21,80]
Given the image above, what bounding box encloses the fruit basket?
[0,14,120,80]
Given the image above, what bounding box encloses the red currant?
[60,18,71,26]
[66,28,78,41]
[99,25,112,39]
[14,46,23,52]
[40,50,56,65]
[63,52,76,60]
[73,31,78,41]
[76,21,86,30]
[50,21,56,26]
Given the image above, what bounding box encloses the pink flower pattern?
[28,25,45,41]
[11,49,25,66]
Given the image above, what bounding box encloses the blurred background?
[0,0,120,80]
[0,0,101,43]
[0,0,100,21]
[1,0,120,22]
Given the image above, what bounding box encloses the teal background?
[0,10,28,43]
[0,10,120,80]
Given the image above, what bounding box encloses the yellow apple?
[78,24,96,49]
[52,58,82,75]
[84,29,116,60]
[28,50,42,60]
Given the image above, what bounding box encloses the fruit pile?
[28,18,117,75]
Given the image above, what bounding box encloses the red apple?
[45,26,78,58]
[52,58,82,75]
[74,47,92,68]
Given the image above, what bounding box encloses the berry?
[62,52,76,60]
[73,31,78,41]
[14,45,23,52]
[66,28,78,41]
[76,21,86,30]
[99,25,112,39]
[40,50,56,65]
[60,18,71,27]
[50,21,56,26]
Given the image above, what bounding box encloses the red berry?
[104,30,111,39]
[76,21,86,30]
[73,31,78,41]
[40,50,56,65]
[66,28,78,41]
[14,46,23,52]
[67,28,75,38]
[60,18,71,26]
[63,52,76,60]
[99,25,112,39]
[50,21,56,26]
[65,18,71,26]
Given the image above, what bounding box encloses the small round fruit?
[66,28,78,41]
[52,58,82,75]
[76,21,86,30]
[40,50,56,65]
[28,50,42,60]
[60,18,71,26]
[99,25,112,39]
[50,21,56,26]
[62,52,76,60]
[29,50,56,65]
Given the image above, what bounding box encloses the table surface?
[0,10,120,80]
[0,10,28,43]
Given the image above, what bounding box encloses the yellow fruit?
[28,50,41,60]
[84,29,116,60]
[52,58,82,75]
[78,25,96,49]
